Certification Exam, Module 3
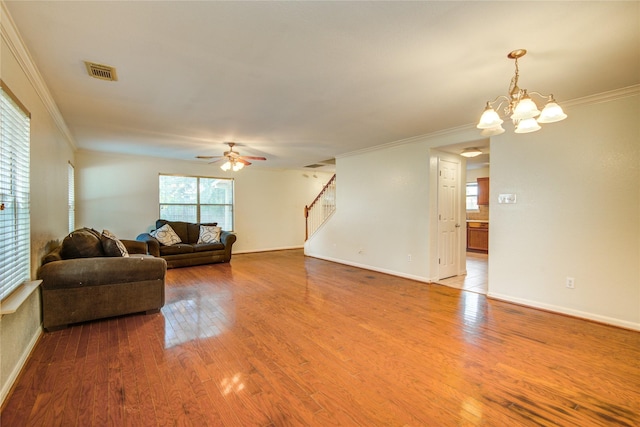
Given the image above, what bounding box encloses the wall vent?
[84,61,118,81]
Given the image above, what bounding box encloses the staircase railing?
[304,174,336,241]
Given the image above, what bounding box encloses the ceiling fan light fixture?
[461,147,483,158]
[198,142,266,171]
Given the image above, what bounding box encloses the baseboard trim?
[487,292,640,332]
[0,325,43,406]
[234,245,303,255]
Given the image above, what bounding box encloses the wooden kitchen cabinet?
[477,177,489,205]
[467,222,488,253]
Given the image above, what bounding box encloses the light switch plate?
[498,193,517,204]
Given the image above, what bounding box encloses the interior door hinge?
[438,258,441,264]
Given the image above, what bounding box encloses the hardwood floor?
[2,249,639,426]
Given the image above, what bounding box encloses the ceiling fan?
[196,142,266,171]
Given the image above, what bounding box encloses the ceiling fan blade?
[240,156,267,161]
[238,159,252,166]
[196,155,223,160]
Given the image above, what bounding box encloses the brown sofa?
[136,219,236,269]
[38,228,167,331]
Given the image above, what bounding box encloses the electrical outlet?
[566,277,575,289]
[407,254,412,262]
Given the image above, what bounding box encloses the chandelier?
[477,49,567,136]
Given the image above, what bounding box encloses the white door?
[438,158,460,279]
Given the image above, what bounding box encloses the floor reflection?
[162,285,235,348]
[459,291,487,344]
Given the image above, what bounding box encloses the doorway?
[433,142,490,294]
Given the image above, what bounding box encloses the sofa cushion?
[159,243,195,256]
[193,242,225,252]
[197,225,222,244]
[151,224,182,246]
[101,229,130,257]
[60,228,105,259]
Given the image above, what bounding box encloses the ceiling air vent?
[304,158,336,168]
[84,61,118,81]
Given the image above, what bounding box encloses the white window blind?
[0,81,31,301]
[68,162,75,233]
[159,174,234,230]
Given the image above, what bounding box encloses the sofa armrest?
[220,231,237,261]
[38,256,167,290]
[136,233,160,257]
[221,231,236,247]
[122,239,147,255]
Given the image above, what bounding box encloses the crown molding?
[563,84,640,108]
[1,1,76,149]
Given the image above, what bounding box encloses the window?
[159,174,234,230]
[0,81,31,301]
[68,162,75,233]
[466,182,479,211]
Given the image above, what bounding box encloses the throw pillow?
[60,228,105,259]
[101,229,130,257]
[197,225,222,244]
[151,223,182,246]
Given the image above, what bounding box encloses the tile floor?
[437,251,488,294]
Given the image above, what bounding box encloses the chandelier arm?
[486,95,511,116]
[527,91,555,101]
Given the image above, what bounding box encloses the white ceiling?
[4,1,639,170]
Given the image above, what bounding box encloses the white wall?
[306,91,639,330]
[1,22,75,403]
[305,128,477,282]
[76,150,333,253]
[488,93,639,329]
[466,167,490,182]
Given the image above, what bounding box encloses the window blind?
[0,82,31,301]
[68,162,75,233]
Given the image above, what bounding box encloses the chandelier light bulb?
[538,101,568,123]
[511,96,540,120]
[477,106,504,129]
[220,161,231,171]
[514,118,541,134]
[233,162,244,172]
